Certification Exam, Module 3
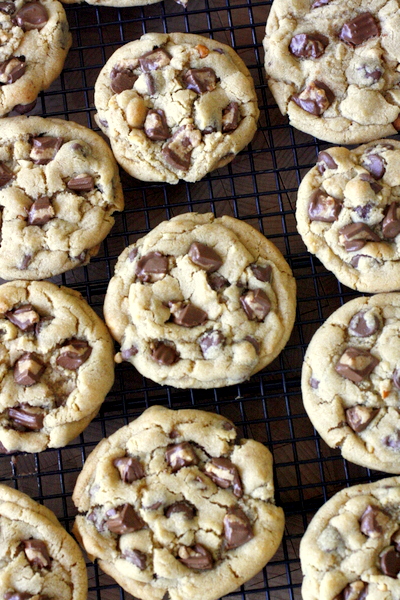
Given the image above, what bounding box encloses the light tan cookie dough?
[0,116,124,280]
[0,280,115,454]
[0,484,87,600]
[0,0,71,115]
[296,140,400,293]
[300,476,400,600]
[72,405,284,600]
[94,33,259,184]
[104,212,296,389]
[264,0,400,144]
[62,0,187,9]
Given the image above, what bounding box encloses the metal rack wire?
[0,0,390,598]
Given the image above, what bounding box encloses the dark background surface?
[0,0,389,598]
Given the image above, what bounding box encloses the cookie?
[94,32,259,184]
[0,0,71,116]
[300,476,400,600]
[263,0,400,144]
[72,405,284,600]
[0,280,115,454]
[301,293,400,473]
[0,483,87,600]
[104,212,296,389]
[62,0,187,9]
[296,140,400,293]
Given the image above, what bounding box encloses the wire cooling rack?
[0,0,392,598]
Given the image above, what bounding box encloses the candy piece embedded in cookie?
[72,405,284,600]
[104,212,296,389]
[94,32,259,184]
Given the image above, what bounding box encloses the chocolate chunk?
[240,289,271,321]
[177,544,213,570]
[393,116,400,131]
[341,581,368,600]
[348,310,380,337]
[56,339,91,370]
[189,242,222,272]
[392,530,400,551]
[251,263,272,283]
[6,304,39,331]
[317,151,338,174]
[13,99,36,114]
[0,1,15,14]
[339,222,380,251]
[67,174,94,191]
[105,504,144,534]
[151,341,179,365]
[121,346,138,360]
[289,33,328,59]
[15,2,48,30]
[30,137,62,165]
[393,369,400,390]
[14,352,45,386]
[23,539,50,568]
[110,66,137,94]
[162,125,201,171]
[362,153,385,179]
[123,549,147,570]
[223,507,253,549]
[170,302,207,327]
[311,0,330,8]
[128,247,138,261]
[0,58,25,84]
[350,254,370,268]
[8,405,44,431]
[166,442,198,471]
[4,593,33,600]
[199,330,224,356]
[292,81,334,115]
[136,251,168,282]
[139,48,171,72]
[144,109,169,141]
[182,68,217,94]
[222,102,240,133]
[310,377,319,389]
[144,72,155,96]
[245,335,260,353]
[28,196,54,226]
[114,457,144,482]
[205,457,243,497]
[19,254,32,270]
[382,202,400,239]
[359,173,382,194]
[208,272,228,290]
[34,316,53,336]
[380,546,400,577]
[147,501,162,510]
[335,347,378,383]
[340,13,379,46]
[165,501,195,519]
[308,189,342,222]
[354,203,373,219]
[384,430,400,449]
[0,162,13,187]
[359,64,382,82]
[360,505,388,538]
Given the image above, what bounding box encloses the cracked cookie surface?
[264,0,400,144]
[0,483,87,600]
[94,32,259,184]
[0,280,115,454]
[72,405,284,600]
[296,140,400,292]
[104,212,296,389]
[0,116,124,280]
[302,293,400,473]
[300,476,400,600]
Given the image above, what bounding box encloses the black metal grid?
[0,1,391,598]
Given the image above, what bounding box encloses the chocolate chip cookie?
[0,280,115,454]
[72,405,284,600]
[0,483,87,600]
[296,140,400,292]
[104,212,296,389]
[94,32,259,184]
[0,116,124,280]
[264,0,400,144]
[300,476,400,600]
[0,0,71,115]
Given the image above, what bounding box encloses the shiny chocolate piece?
[308,189,342,222]
[360,504,389,538]
[139,48,171,72]
[170,302,208,327]
[208,272,228,291]
[339,222,380,251]
[165,501,195,519]
[251,263,272,283]
[309,377,319,389]
[380,546,400,577]
[128,247,138,261]
[121,346,138,360]
[348,310,380,337]
[223,507,253,549]
[222,102,240,133]
[362,153,385,179]
[182,68,217,94]
[289,33,328,59]
[110,66,137,94]
[105,503,144,534]
[382,203,400,239]
[34,316,52,336]
[359,64,382,82]
[245,335,260,353]
[136,251,168,283]
[28,196,54,226]
[151,341,179,365]
[240,289,271,321]
[123,549,147,570]
[311,0,330,8]
[392,529,400,551]
[114,457,144,483]
[6,304,39,331]
[0,1,15,13]
[19,254,32,270]
[9,405,44,431]
[13,99,37,114]
[144,109,169,141]
[199,330,224,356]
[30,137,63,165]
[56,339,91,370]
[359,173,382,194]
[317,151,338,174]
[67,174,94,191]
[383,430,400,449]
[340,581,368,600]
[4,593,33,600]
[23,539,51,568]
[350,254,371,268]
[162,125,201,171]
[189,242,222,272]
[177,544,213,570]
[340,13,379,46]
[166,442,198,472]
[15,2,48,30]
[0,162,13,187]
[205,457,243,497]
[354,203,373,219]
[14,352,45,386]
[292,80,334,115]
[0,58,25,84]
[144,72,155,96]
[335,347,378,383]
[393,369,400,390]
